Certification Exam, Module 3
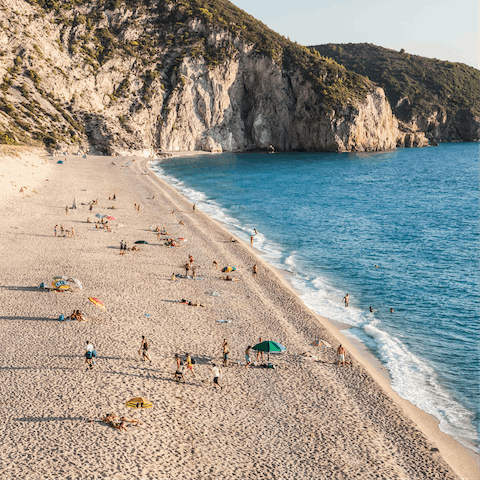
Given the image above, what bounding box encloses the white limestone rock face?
[0,0,399,154]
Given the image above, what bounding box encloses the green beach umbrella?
[252,341,286,361]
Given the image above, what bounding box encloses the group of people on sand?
[54,225,75,238]
[69,310,85,321]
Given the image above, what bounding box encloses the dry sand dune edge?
[0,148,477,480]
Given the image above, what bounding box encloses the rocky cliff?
[0,0,398,154]
[311,43,480,145]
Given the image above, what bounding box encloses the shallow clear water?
[151,143,480,452]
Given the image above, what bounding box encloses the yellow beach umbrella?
[125,397,152,409]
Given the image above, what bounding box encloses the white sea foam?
[150,160,479,453]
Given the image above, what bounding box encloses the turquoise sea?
[151,143,479,452]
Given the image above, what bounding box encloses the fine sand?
[0,149,478,480]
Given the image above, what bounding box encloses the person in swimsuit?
[139,336,152,363]
[253,264,258,278]
[174,354,185,382]
[245,346,252,369]
[256,337,264,362]
[85,340,95,369]
[54,225,58,236]
[250,236,254,244]
[337,345,346,366]
[222,340,229,367]
[185,264,190,276]
[212,260,218,269]
[343,294,349,307]
[254,229,258,236]
[185,353,196,377]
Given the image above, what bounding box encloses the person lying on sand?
[131,245,140,251]
[178,221,185,225]
[230,237,238,243]
[101,414,141,431]
[221,276,240,282]
[177,299,206,307]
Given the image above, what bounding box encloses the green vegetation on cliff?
[311,43,480,123]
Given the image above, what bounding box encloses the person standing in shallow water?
[343,294,349,307]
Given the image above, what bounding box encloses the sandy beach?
[0,148,478,480]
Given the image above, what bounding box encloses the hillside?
[311,43,480,143]
[0,0,398,153]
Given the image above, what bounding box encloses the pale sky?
[231,0,479,69]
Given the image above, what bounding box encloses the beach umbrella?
[125,397,152,409]
[252,341,286,361]
[134,240,148,244]
[106,216,115,220]
[95,213,106,219]
[221,266,236,272]
[52,276,82,291]
[88,297,106,311]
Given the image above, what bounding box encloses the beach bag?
[86,351,93,359]
[92,350,97,358]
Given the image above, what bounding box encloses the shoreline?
[0,148,477,479]
[148,151,480,478]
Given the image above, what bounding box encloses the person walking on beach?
[65,205,69,215]
[174,354,185,382]
[113,193,116,200]
[85,340,96,369]
[185,353,196,377]
[134,203,137,210]
[245,346,252,369]
[337,345,346,366]
[60,225,64,235]
[139,336,152,363]
[54,225,58,237]
[253,264,258,278]
[343,294,349,307]
[70,228,76,239]
[120,240,124,251]
[210,364,222,390]
[222,340,229,367]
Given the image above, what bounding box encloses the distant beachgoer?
[230,237,238,243]
[185,353,196,377]
[70,228,76,239]
[113,193,116,200]
[60,225,64,235]
[87,217,91,223]
[171,273,176,282]
[174,354,185,382]
[337,345,346,366]
[370,306,373,313]
[210,364,222,390]
[137,204,141,212]
[250,236,254,245]
[390,308,394,313]
[120,240,124,250]
[189,254,194,266]
[212,260,218,269]
[89,204,93,211]
[185,264,190,276]
[85,341,95,369]
[65,206,69,215]
[54,225,58,236]
[343,294,349,307]
[139,336,152,363]
[192,266,196,279]
[109,194,112,200]
[134,203,137,210]
[245,346,252,368]
[254,229,258,236]
[253,264,258,278]
[222,340,229,367]
[375,265,378,268]
[193,204,196,212]
[256,337,264,362]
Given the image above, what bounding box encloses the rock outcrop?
[0,0,399,154]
